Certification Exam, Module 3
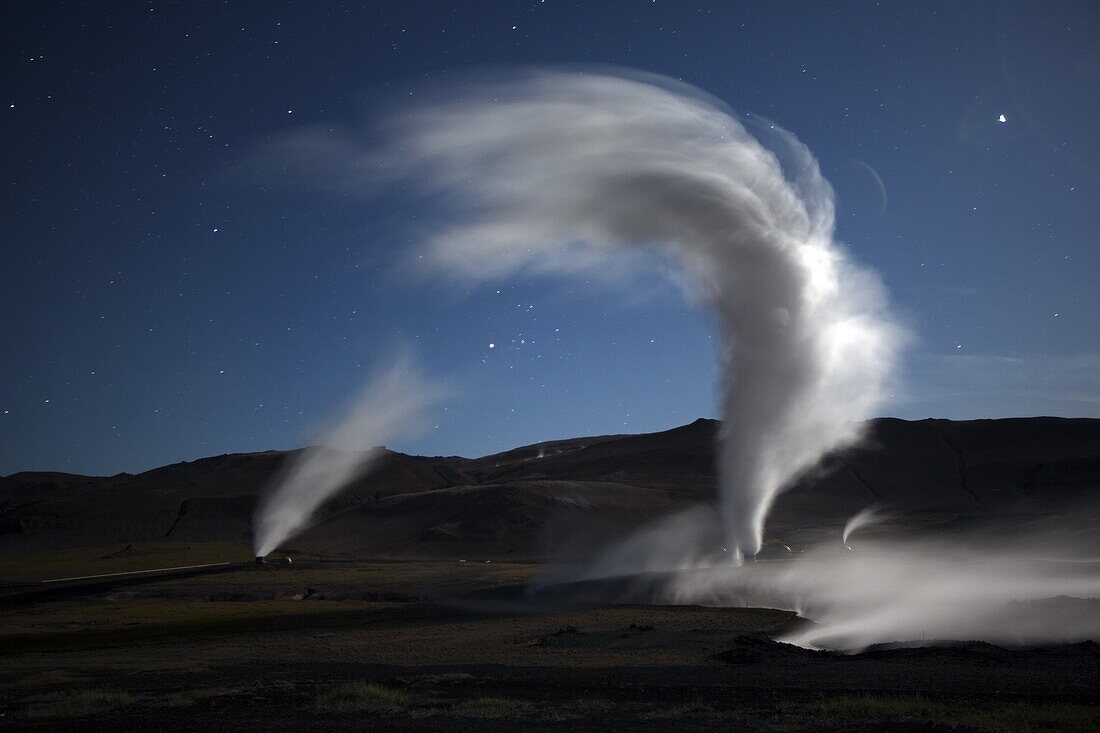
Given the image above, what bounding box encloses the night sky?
[3,1,1098,476]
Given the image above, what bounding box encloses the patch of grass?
[22,690,139,719]
[641,701,716,719]
[985,704,1100,732]
[414,671,476,686]
[6,669,79,689]
[452,696,537,719]
[313,682,409,713]
[816,694,949,720]
[813,695,1100,733]
[0,541,249,582]
[0,600,372,655]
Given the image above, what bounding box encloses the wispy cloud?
[892,352,1100,418]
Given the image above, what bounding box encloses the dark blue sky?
[3,1,1098,475]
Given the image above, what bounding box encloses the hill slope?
[2,417,1098,559]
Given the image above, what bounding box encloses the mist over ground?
[548,508,1100,651]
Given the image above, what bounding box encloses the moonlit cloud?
[898,352,1100,418]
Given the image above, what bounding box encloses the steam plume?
[253,351,444,557]
[380,69,901,559]
[843,504,885,548]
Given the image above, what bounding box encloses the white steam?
[654,541,1100,651]
[556,505,1100,650]
[843,503,885,548]
[253,351,444,557]
[379,69,902,559]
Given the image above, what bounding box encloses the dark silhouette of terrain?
[2,417,1098,558]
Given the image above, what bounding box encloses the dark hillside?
[2,418,1097,558]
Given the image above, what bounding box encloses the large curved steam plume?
[380,69,901,561]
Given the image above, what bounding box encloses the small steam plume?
[253,351,444,557]
[378,69,902,560]
[843,504,885,548]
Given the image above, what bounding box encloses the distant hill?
[2,417,1098,559]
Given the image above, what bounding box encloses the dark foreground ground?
[2,544,1099,732]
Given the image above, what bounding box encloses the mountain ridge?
[2,416,1098,559]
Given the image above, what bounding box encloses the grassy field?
[2,542,1098,731]
[0,541,252,583]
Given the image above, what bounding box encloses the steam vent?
[254,556,267,566]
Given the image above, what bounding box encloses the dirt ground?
[2,547,1099,731]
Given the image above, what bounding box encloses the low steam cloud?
[599,538,1100,651]
[379,69,902,560]
[541,504,1100,650]
[253,351,444,557]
